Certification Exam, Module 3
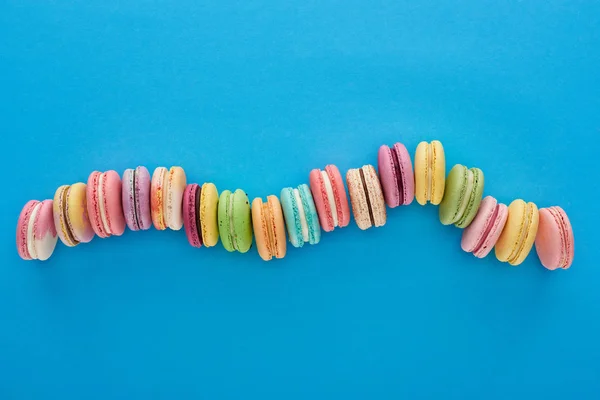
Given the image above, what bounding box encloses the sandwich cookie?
[346,165,387,230]
[151,166,187,231]
[16,200,58,261]
[461,196,508,258]
[252,195,287,261]
[280,184,321,247]
[414,140,446,205]
[495,199,539,266]
[182,183,220,248]
[87,170,126,238]
[309,165,351,232]
[122,166,152,231]
[53,183,95,247]
[439,164,484,228]
[377,143,415,207]
[535,206,574,270]
[218,189,253,253]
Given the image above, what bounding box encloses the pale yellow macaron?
[414,140,446,205]
[495,199,539,266]
[199,183,220,247]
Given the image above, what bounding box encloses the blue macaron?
[280,184,321,247]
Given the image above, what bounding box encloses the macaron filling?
[321,170,338,227]
[391,145,405,205]
[471,202,499,256]
[455,169,474,224]
[98,173,112,235]
[293,189,309,242]
[359,168,375,226]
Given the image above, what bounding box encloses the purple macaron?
[122,166,152,231]
[377,143,415,207]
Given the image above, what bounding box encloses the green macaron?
[439,164,484,228]
[218,189,253,253]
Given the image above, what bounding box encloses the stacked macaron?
[16,141,574,270]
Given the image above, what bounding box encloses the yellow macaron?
[199,182,220,247]
[495,199,539,266]
[414,140,446,205]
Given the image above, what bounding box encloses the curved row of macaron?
[16,141,574,270]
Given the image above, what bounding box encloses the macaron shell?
[430,140,446,205]
[461,196,508,257]
[103,170,126,236]
[151,167,168,231]
[414,142,429,205]
[183,184,202,248]
[135,166,152,230]
[535,207,574,270]
[16,200,38,260]
[378,145,402,208]
[67,182,94,243]
[346,168,371,230]
[218,190,234,252]
[252,196,287,261]
[298,184,321,245]
[439,165,467,226]
[456,168,484,229]
[200,183,219,248]
[165,166,186,231]
[309,169,335,232]
[326,165,351,228]
[33,200,58,261]
[122,169,138,231]
[363,165,386,227]
[86,171,109,238]
[394,143,415,205]
[280,188,303,248]
[53,186,77,247]
[232,189,253,253]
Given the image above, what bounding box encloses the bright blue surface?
[1,1,599,399]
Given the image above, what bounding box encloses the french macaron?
[346,165,387,230]
[252,196,287,261]
[53,183,95,247]
[280,184,321,247]
[377,143,415,207]
[182,183,220,248]
[495,199,539,266]
[535,206,574,270]
[86,170,126,238]
[461,196,508,258]
[309,165,351,232]
[414,140,446,205]
[439,164,484,228]
[122,166,152,231]
[16,200,58,261]
[218,189,253,253]
[150,166,187,231]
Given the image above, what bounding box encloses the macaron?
[461,196,508,258]
[439,164,484,228]
[122,166,152,231]
[16,200,58,261]
[280,184,321,247]
[495,199,539,266]
[151,166,187,231]
[309,165,351,232]
[183,184,203,248]
[346,165,387,230]
[535,206,574,270]
[218,189,253,253]
[53,183,95,246]
[199,182,220,248]
[414,140,446,205]
[87,170,126,238]
[252,196,287,261]
[377,143,415,207]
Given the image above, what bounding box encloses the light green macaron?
[439,164,484,228]
[218,189,253,253]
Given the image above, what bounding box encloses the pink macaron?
[87,170,126,238]
[535,206,574,270]
[16,200,58,261]
[461,196,508,258]
[377,143,415,207]
[183,184,203,248]
[309,165,351,232]
[122,166,152,231]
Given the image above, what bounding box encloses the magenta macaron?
[122,166,152,231]
[16,200,58,261]
[377,143,415,207]
[535,206,574,270]
[86,170,126,238]
[183,184,203,248]
[461,196,508,258]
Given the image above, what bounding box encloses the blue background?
[1,1,599,398]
